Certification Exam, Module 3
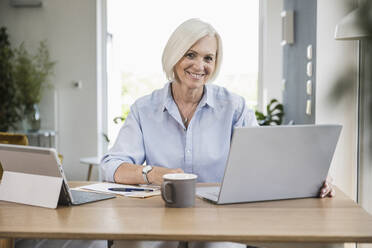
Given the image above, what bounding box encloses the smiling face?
[174,35,217,90]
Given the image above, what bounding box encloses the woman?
[101,18,334,248]
[101,18,259,186]
[101,18,334,197]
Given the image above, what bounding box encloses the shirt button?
[187,150,191,153]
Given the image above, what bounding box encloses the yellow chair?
[0,132,29,180]
[0,132,29,145]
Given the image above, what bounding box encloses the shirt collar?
[200,84,215,109]
[161,82,215,112]
[161,82,173,112]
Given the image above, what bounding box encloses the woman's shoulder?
[206,84,245,105]
[132,83,169,109]
[206,84,257,122]
[206,85,258,127]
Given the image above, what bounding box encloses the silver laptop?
[196,124,342,204]
[0,144,115,208]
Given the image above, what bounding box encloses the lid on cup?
[163,173,198,180]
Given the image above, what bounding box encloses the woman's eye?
[185,53,195,59]
[205,56,214,62]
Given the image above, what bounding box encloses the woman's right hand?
[148,166,184,185]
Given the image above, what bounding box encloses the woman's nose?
[192,58,205,71]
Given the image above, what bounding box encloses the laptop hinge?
[58,180,73,206]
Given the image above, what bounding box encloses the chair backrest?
[0,132,29,180]
[0,132,29,146]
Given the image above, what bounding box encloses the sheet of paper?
[73,183,160,198]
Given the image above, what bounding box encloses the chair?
[0,132,29,145]
[0,132,29,180]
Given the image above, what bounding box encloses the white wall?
[316,0,358,199]
[0,0,101,180]
[259,0,283,112]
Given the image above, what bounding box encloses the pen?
[108,187,154,192]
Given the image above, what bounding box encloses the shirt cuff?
[101,159,126,183]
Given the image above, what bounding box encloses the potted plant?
[13,41,56,131]
[0,27,22,132]
[255,99,284,126]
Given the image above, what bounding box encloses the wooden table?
[1,182,372,248]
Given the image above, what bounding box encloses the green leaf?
[255,98,284,126]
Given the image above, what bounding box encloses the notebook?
[0,144,115,208]
[196,124,342,204]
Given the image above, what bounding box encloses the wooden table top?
[1,182,372,243]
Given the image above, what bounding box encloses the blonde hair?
[162,18,223,83]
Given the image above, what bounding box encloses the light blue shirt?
[101,82,258,183]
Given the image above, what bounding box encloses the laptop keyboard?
[196,186,220,202]
[205,192,219,198]
[70,190,115,205]
[207,187,220,196]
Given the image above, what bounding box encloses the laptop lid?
[0,144,65,208]
[217,124,342,204]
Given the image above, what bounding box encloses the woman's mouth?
[186,71,205,80]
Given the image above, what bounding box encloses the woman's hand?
[148,166,184,185]
[319,176,335,198]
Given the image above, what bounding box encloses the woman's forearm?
[114,163,145,185]
[113,163,184,185]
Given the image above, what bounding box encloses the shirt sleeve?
[100,103,146,182]
[233,96,259,128]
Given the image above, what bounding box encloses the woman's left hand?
[320,176,335,198]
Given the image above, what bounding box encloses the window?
[106,0,259,145]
